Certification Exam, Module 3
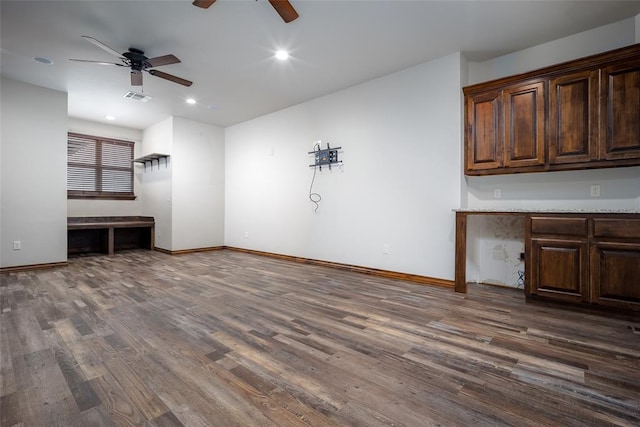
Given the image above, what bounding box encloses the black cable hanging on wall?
[309,156,322,212]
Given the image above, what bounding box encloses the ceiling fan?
[193,0,299,23]
[69,36,193,87]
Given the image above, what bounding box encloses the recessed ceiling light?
[186,98,197,105]
[105,115,116,121]
[33,57,53,65]
[275,50,289,60]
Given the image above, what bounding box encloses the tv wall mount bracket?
[309,143,342,170]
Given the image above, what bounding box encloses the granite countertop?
[453,208,640,214]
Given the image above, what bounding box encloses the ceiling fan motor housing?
[123,48,149,71]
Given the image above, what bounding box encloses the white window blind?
[67,133,135,199]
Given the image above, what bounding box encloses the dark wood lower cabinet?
[590,242,640,310]
[530,238,588,303]
[526,213,640,311]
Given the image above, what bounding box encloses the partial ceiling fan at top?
[69,36,193,87]
[193,0,299,23]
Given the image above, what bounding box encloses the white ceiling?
[2,1,640,130]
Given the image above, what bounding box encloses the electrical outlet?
[13,240,21,250]
[493,189,502,199]
[244,231,249,238]
[590,184,601,197]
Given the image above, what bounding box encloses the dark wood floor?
[1,250,639,426]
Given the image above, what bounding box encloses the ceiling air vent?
[123,91,152,103]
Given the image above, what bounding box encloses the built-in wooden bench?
[68,216,155,256]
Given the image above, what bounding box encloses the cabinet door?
[529,238,589,303]
[600,61,640,160]
[590,242,640,310]
[465,91,503,171]
[503,81,546,168]
[549,71,598,164]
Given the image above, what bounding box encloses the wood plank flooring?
[1,249,639,426]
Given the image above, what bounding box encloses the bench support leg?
[108,227,115,255]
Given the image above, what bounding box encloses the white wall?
[1,78,67,268]
[466,167,640,211]
[67,118,143,217]
[226,53,463,281]
[469,17,638,85]
[459,54,470,209]
[140,116,225,252]
[466,215,525,288]
[172,117,225,250]
[141,117,173,250]
[464,16,640,287]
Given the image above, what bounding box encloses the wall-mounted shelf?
[133,153,170,171]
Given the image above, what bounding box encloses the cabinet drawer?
[594,218,640,239]
[530,217,587,236]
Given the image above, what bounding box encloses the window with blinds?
[67,132,135,199]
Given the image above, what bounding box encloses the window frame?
[67,132,136,200]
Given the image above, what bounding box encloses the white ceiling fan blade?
[69,59,125,66]
[81,36,125,59]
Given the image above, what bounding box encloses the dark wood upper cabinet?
[600,61,640,161]
[464,43,640,175]
[503,81,546,168]
[464,82,546,172]
[548,70,598,164]
[465,91,502,171]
